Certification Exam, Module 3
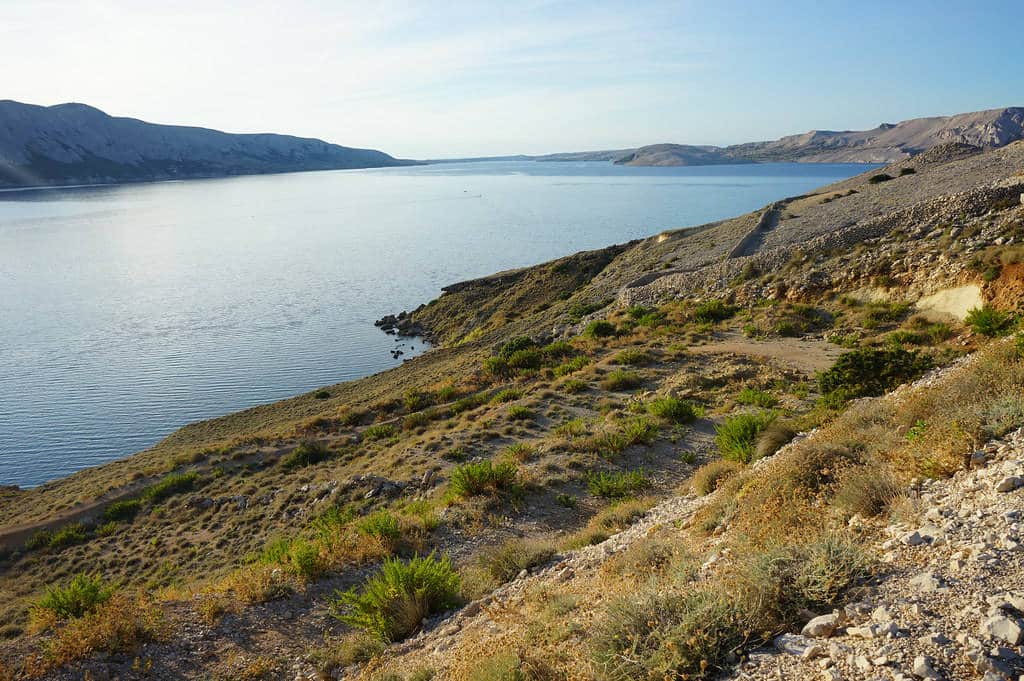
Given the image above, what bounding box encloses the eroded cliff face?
[0,100,414,187]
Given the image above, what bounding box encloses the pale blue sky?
[4,1,1021,157]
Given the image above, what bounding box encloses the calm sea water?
[0,160,870,487]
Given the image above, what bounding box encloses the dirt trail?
[690,333,842,373]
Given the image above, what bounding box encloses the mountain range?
[0,100,415,188]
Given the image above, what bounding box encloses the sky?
[3,0,1023,158]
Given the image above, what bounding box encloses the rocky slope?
[2,141,1024,681]
[0,100,414,188]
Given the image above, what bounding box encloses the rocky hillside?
[531,107,1024,167]
[0,100,415,188]
[2,141,1024,681]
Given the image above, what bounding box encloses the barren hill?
[0,100,415,188]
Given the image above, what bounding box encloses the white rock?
[803,613,842,638]
[996,476,1023,493]
[913,654,942,679]
[980,615,1024,645]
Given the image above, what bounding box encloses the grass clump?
[613,349,650,366]
[735,387,778,408]
[586,470,650,499]
[600,370,642,392]
[621,417,659,446]
[965,305,1016,337]
[559,378,588,393]
[363,423,397,441]
[646,396,702,424]
[142,471,199,503]
[692,460,744,495]
[34,573,114,620]
[331,553,460,642]
[508,405,535,421]
[491,388,524,403]
[868,173,892,184]
[554,355,589,376]
[281,440,333,470]
[103,499,142,523]
[817,347,933,402]
[356,511,402,544]
[449,461,519,497]
[754,421,798,459]
[715,412,776,463]
[477,538,555,584]
[833,467,902,518]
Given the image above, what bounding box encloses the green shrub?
[477,538,555,584]
[482,356,512,379]
[600,370,642,391]
[560,378,588,394]
[692,300,736,324]
[554,418,588,438]
[103,499,142,523]
[499,337,538,358]
[449,461,518,497]
[258,537,323,579]
[357,511,402,544]
[504,442,536,462]
[506,349,543,371]
[586,470,650,498]
[554,356,589,376]
[692,460,744,495]
[281,441,333,470]
[403,390,430,412]
[568,299,612,322]
[314,390,331,400]
[332,553,461,642]
[584,320,617,338]
[35,573,114,619]
[556,493,578,508]
[817,348,933,401]
[613,349,650,366]
[646,397,701,424]
[735,388,778,408]
[142,471,199,503]
[46,523,90,549]
[868,173,892,184]
[898,167,916,176]
[404,412,431,431]
[451,393,486,414]
[364,424,397,441]
[965,305,1016,337]
[715,412,776,463]
[621,417,659,446]
[491,388,523,404]
[542,340,575,359]
[507,405,535,421]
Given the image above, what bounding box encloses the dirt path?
[690,333,842,373]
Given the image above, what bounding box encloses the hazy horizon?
[5,1,1024,158]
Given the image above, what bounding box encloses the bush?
[560,378,588,394]
[506,349,542,371]
[600,370,642,391]
[646,397,701,424]
[554,356,589,376]
[542,340,576,359]
[332,553,460,641]
[477,539,555,584]
[735,387,778,408]
[483,356,512,378]
[507,405,535,421]
[356,511,402,544]
[504,442,536,462]
[35,573,114,619]
[613,349,650,366]
[965,305,1016,337]
[499,337,538,358]
[281,441,333,470]
[404,412,431,431]
[314,390,331,400]
[41,594,164,668]
[568,299,612,322]
[868,173,892,184]
[817,348,933,401]
[898,167,916,176]
[621,417,659,446]
[586,470,650,499]
[491,388,523,403]
[257,537,323,579]
[584,320,617,338]
[142,471,199,503]
[715,412,776,463]
[449,461,518,497]
[692,460,744,495]
[103,499,142,523]
[363,424,397,441]
[692,300,736,324]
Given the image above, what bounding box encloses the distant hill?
[514,107,1024,167]
[613,143,754,166]
[726,106,1024,163]
[0,100,416,188]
